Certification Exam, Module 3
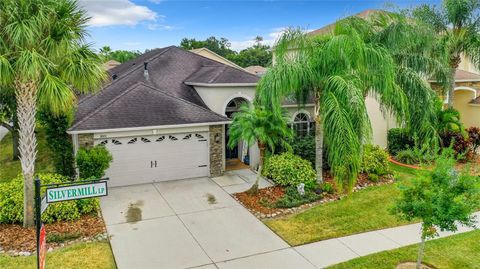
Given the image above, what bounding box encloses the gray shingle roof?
[71,46,257,131]
[70,83,229,131]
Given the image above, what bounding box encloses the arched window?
[292,112,311,137]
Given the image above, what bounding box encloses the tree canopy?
[179,36,272,67]
[99,46,141,63]
[257,12,448,189]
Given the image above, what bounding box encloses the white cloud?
[229,27,287,51]
[147,24,175,31]
[79,0,159,27]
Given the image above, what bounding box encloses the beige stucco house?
[68,46,315,187]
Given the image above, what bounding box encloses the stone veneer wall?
[209,125,224,177]
[78,133,94,149]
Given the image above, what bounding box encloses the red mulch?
[234,186,285,214]
[0,215,106,253]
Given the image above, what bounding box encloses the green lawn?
[0,241,116,269]
[328,230,480,269]
[0,127,54,182]
[264,164,421,246]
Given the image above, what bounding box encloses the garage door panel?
[95,132,210,187]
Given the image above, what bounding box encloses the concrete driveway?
[101,170,315,269]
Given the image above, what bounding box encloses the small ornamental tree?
[228,104,292,194]
[393,150,480,269]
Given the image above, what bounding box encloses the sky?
[79,0,441,52]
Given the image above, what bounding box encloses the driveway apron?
[100,172,301,269]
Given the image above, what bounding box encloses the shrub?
[467,127,480,153]
[262,152,316,188]
[395,148,420,165]
[0,173,100,224]
[275,186,320,208]
[361,144,390,175]
[387,128,414,155]
[367,174,380,183]
[290,135,315,167]
[320,182,335,194]
[37,109,75,177]
[440,131,472,161]
[76,145,113,179]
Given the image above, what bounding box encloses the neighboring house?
[307,9,480,147]
[102,60,121,71]
[431,69,480,128]
[190,47,243,69]
[245,65,267,77]
[68,46,312,187]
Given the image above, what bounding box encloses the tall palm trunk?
[15,80,38,228]
[447,54,461,108]
[314,101,323,182]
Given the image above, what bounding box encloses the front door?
[225,125,238,159]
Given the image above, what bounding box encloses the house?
[68,46,313,187]
[244,66,267,77]
[102,59,121,71]
[306,9,480,147]
[189,47,243,69]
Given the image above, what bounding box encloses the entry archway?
[224,96,252,170]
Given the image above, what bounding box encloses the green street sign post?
[34,178,108,269]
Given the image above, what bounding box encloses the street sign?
[39,225,46,269]
[34,178,108,269]
[46,181,108,203]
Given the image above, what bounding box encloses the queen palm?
[227,104,292,194]
[412,0,480,108]
[258,12,448,190]
[0,0,106,227]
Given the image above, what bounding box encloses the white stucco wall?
[194,86,256,116]
[365,94,397,148]
[459,54,480,74]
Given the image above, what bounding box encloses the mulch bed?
[234,172,394,219]
[234,186,285,215]
[0,214,106,253]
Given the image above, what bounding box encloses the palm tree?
[0,0,106,227]
[339,12,450,143]
[227,104,292,194]
[412,0,480,108]
[258,12,447,190]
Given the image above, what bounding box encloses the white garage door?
[95,132,209,187]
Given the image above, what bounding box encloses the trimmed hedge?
[0,174,99,224]
[263,152,316,188]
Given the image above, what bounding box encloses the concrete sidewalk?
[293,211,480,268]
[0,126,8,141]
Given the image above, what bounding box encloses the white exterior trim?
[222,93,254,116]
[444,86,478,104]
[429,79,480,83]
[291,109,312,122]
[185,82,257,87]
[67,121,231,135]
[454,86,477,99]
